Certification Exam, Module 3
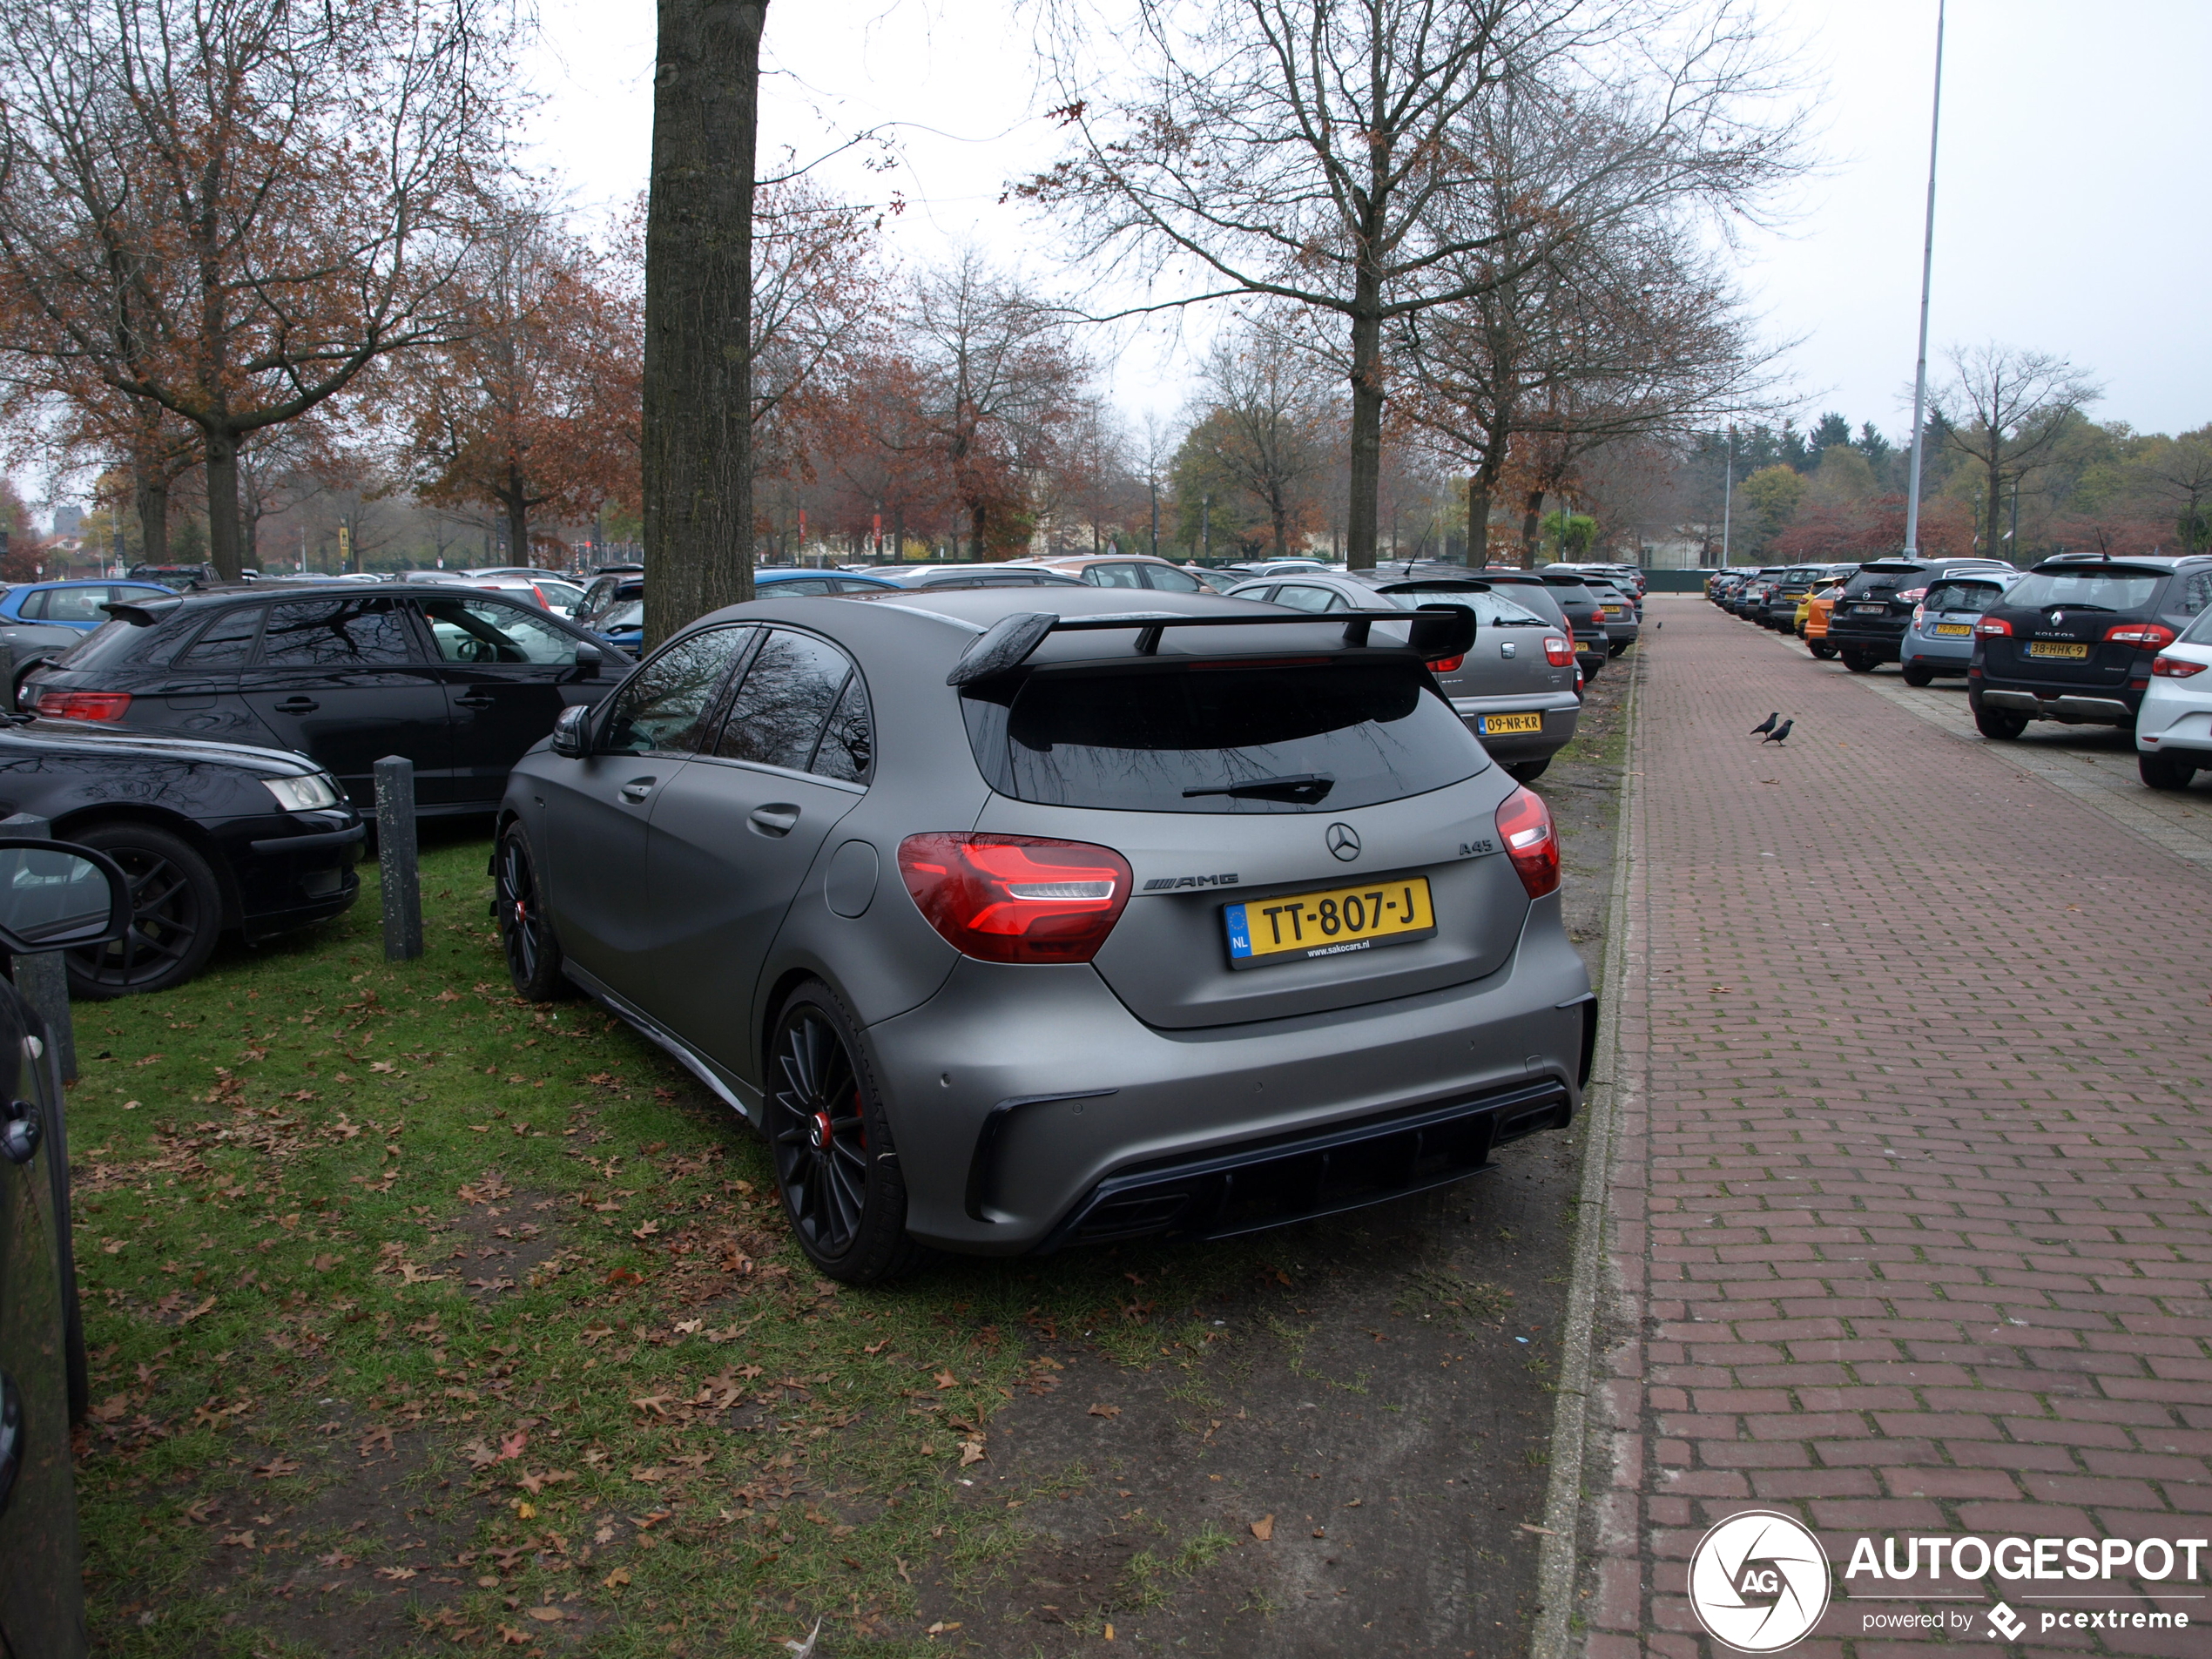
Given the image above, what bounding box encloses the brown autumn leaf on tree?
[0,0,518,581]
[399,201,641,566]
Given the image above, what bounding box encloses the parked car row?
[1709,550,2212,792]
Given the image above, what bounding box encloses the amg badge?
[1142,873,1241,892]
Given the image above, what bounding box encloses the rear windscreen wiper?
[1184,772,1335,805]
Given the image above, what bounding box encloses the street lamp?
[1901,0,1946,557]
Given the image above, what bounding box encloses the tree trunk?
[969,499,988,561]
[1519,489,1546,567]
[505,468,530,571]
[1345,298,1384,570]
[205,429,244,581]
[642,0,767,650]
[1985,452,2003,560]
[134,469,169,568]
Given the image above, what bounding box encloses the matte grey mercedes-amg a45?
[496,587,1595,1282]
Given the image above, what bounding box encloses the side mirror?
[0,840,132,954]
[550,703,592,759]
[572,643,601,681]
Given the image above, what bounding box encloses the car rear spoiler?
[99,597,184,626]
[946,606,1478,687]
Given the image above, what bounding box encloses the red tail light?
[1975,617,2013,637]
[36,690,132,721]
[897,833,1132,964]
[2153,653,2209,678]
[1897,587,1928,604]
[1426,654,1465,673]
[1543,634,1574,666]
[2105,622,2176,650]
[1494,786,1560,900]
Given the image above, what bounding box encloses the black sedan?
[0,717,364,995]
[22,583,616,817]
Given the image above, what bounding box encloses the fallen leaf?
[1087,1403,1121,1419]
[310,1253,341,1272]
[631,1393,675,1416]
[219,1530,256,1548]
[253,1457,300,1479]
[376,1565,418,1581]
[602,1568,631,1589]
[369,1060,397,1073]
[498,1431,528,1460]
[358,1426,395,1458]
[1520,1522,1561,1536]
[178,1295,217,1324]
[317,1548,356,1568]
[926,1622,961,1636]
[433,989,461,1002]
[959,1439,987,1467]
[672,1318,703,1335]
[1250,1515,1274,1541]
[631,1220,661,1238]
[932,1369,957,1389]
[496,1626,529,1645]
[525,1606,564,1623]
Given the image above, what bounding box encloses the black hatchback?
[1824,556,2013,671]
[1968,554,2212,739]
[22,583,616,816]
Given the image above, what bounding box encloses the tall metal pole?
[1149,475,1158,557]
[1721,427,1735,565]
[1901,0,1946,556]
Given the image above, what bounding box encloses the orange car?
[1801,579,1845,658]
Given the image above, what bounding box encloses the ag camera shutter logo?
[1689,1510,1832,1652]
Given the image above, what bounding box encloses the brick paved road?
[1581,599,2212,1659]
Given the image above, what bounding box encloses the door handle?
[274,697,319,714]
[454,694,496,708]
[618,778,657,804]
[749,804,801,836]
[1,1097,39,1164]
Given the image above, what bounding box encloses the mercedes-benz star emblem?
[1325,823,1361,861]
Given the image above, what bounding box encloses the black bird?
[1750,711,1779,737]
[1763,718,1793,745]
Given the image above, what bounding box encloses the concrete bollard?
[0,810,78,1082]
[373,757,423,963]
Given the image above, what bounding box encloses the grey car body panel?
[502,584,1592,1255]
[873,894,1589,1251]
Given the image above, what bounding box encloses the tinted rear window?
[1843,566,1925,598]
[2005,570,2165,611]
[52,616,168,672]
[1923,582,2006,613]
[968,661,1485,814]
[1379,587,1545,624]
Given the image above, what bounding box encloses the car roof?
[2031,553,2192,572]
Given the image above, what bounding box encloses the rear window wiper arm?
[1184,772,1335,805]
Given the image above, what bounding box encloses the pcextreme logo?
[1689,1511,1831,1652]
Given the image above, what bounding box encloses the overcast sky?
[521,0,2212,442]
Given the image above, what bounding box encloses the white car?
[2136,605,2212,789]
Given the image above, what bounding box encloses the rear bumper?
[1973,681,2140,724]
[2138,697,2212,752]
[1827,618,1906,658]
[1901,631,1976,668]
[867,896,1593,1254]
[1449,693,1581,760]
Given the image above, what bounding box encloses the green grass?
[68,833,1275,1656]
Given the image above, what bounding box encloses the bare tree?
[0,0,515,580]
[1934,345,2102,560]
[1183,327,1332,557]
[1390,84,1782,565]
[644,0,768,646]
[2132,429,2212,554]
[1025,0,1802,566]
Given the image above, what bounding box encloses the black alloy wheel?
[496,827,565,1000]
[2139,751,2198,791]
[767,983,921,1284]
[64,822,222,999]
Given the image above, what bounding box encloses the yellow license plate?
[1932,623,1973,636]
[1479,711,1545,735]
[1224,877,1436,969]
[1602,606,1624,617]
[2027,641,2089,659]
